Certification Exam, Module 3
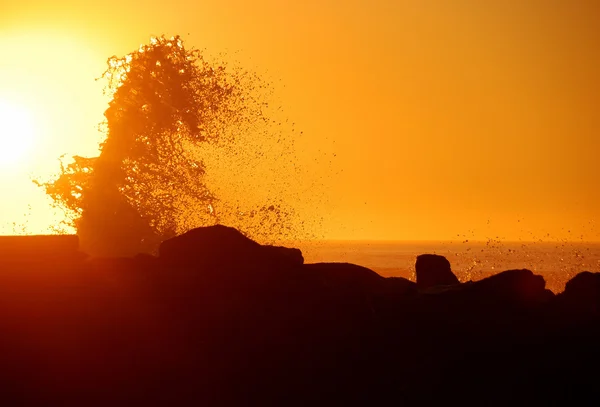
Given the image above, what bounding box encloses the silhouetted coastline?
[0,226,599,406]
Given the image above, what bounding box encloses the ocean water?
[297,240,600,293]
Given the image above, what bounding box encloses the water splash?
[33,37,331,253]
[146,46,331,244]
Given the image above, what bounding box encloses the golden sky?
[0,0,598,241]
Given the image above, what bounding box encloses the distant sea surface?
[297,240,600,293]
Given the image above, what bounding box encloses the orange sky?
[0,0,598,241]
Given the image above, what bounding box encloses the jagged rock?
[415,254,459,290]
[158,225,303,269]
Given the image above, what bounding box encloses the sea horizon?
[295,239,600,293]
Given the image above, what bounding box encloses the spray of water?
[36,36,330,251]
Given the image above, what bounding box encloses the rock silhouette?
[556,271,600,315]
[159,224,303,270]
[415,253,460,289]
[0,226,598,406]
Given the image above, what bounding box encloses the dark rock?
[385,276,418,296]
[2,225,600,406]
[558,271,600,314]
[304,262,385,293]
[260,245,304,268]
[158,225,303,270]
[472,269,551,304]
[415,269,552,324]
[415,254,459,289]
[159,224,259,267]
[301,263,416,316]
[421,269,552,308]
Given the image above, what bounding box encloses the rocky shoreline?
[0,225,598,406]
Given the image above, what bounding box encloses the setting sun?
[0,98,35,168]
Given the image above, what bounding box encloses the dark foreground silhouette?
[0,226,598,406]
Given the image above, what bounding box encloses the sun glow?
[0,31,107,235]
[0,99,35,169]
